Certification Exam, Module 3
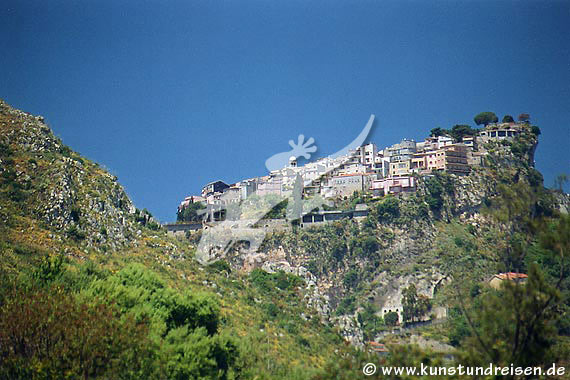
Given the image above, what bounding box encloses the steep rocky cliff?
[2,99,567,354]
[211,125,568,345]
[0,100,156,253]
[1,100,373,379]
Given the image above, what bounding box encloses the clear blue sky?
[2,0,569,222]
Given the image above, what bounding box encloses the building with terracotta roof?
[488,272,528,290]
[366,341,389,355]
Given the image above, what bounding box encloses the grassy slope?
[0,100,372,379]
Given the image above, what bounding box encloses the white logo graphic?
[196,115,375,265]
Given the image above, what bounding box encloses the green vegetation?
[401,284,432,325]
[2,100,570,378]
[429,124,478,142]
[376,196,400,222]
[177,201,206,222]
[424,176,444,211]
[357,303,385,341]
[1,263,240,380]
[474,111,498,126]
[448,124,477,142]
[384,311,399,326]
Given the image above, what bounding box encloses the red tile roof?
[495,272,528,280]
[366,341,389,352]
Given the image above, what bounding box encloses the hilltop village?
[174,114,536,229]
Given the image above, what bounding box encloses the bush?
[79,264,241,379]
[66,225,86,241]
[335,295,356,316]
[425,177,444,211]
[343,269,359,288]
[32,254,65,285]
[331,241,347,262]
[0,287,156,379]
[177,202,206,222]
[84,264,221,335]
[249,269,303,293]
[147,220,160,230]
[376,196,400,223]
[384,311,399,326]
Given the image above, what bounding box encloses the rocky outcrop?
[0,100,141,251]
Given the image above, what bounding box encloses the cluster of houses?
[177,122,527,216]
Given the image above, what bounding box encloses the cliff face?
[213,126,567,344]
[0,101,371,378]
[2,99,566,349]
[0,100,143,252]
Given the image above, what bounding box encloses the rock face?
[0,100,141,251]
[205,125,568,345]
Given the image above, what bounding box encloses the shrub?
[147,220,160,230]
[66,225,86,241]
[331,241,347,262]
[376,196,400,223]
[0,287,155,379]
[384,311,399,326]
[249,269,303,293]
[343,269,359,288]
[425,177,444,211]
[335,295,356,316]
[32,254,65,285]
[84,264,221,335]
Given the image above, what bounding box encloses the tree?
[357,303,384,341]
[402,284,431,324]
[459,264,561,369]
[384,311,399,326]
[177,201,206,222]
[502,115,514,123]
[376,196,400,223]
[430,127,445,137]
[474,112,499,126]
[425,177,444,211]
[449,124,476,142]
[531,125,541,136]
[518,113,531,123]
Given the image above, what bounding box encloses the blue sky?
[2,0,569,222]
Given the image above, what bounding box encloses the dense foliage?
[474,111,498,126]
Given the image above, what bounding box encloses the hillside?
[1,100,570,379]
[0,100,381,379]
